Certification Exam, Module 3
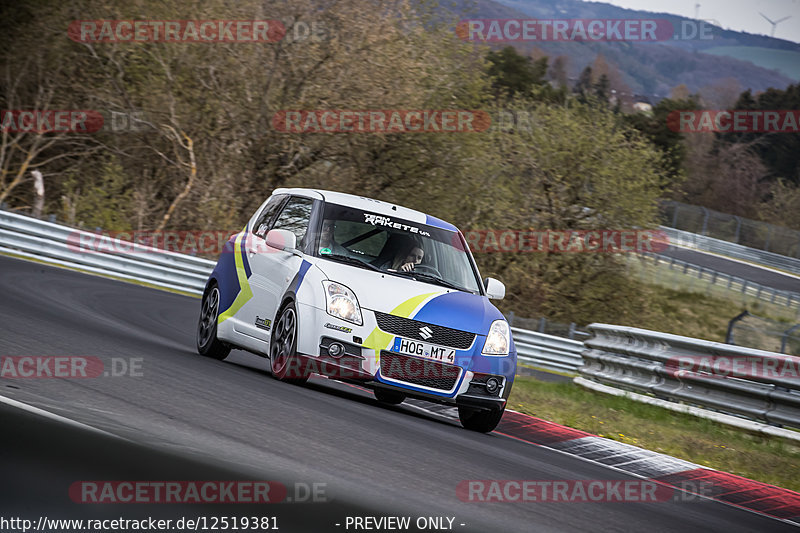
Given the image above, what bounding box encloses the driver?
[393,244,424,272]
[378,236,424,272]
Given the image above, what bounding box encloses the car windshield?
[313,203,483,294]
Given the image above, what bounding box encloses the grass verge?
[508,375,800,492]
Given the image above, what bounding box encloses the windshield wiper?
[390,270,472,293]
[323,253,382,272]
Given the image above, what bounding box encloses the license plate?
[391,337,455,364]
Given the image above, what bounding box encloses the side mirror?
[265,229,300,255]
[484,277,505,300]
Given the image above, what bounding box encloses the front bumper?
[295,303,516,408]
[370,381,507,412]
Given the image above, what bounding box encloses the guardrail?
[638,252,800,311]
[511,328,584,374]
[660,226,800,277]
[579,323,800,429]
[0,210,213,294]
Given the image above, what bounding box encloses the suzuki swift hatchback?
[197,188,516,432]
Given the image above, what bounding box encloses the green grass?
[508,376,800,492]
[704,46,800,81]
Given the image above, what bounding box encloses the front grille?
[374,311,475,350]
[380,351,461,391]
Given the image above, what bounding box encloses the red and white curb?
[496,410,800,522]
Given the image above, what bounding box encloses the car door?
[229,194,287,342]
[241,196,315,342]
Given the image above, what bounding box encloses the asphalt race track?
[0,254,797,532]
[658,246,800,293]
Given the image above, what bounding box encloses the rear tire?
[458,406,505,433]
[374,388,406,405]
[269,301,309,385]
[197,284,230,360]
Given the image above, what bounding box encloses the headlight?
[322,281,362,326]
[482,320,510,356]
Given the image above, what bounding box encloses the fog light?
[485,377,501,394]
[328,342,344,358]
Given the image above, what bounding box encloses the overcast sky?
[595,0,800,43]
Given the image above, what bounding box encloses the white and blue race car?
[197,188,515,432]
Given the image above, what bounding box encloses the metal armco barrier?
[511,328,584,373]
[0,210,214,294]
[660,226,800,277]
[580,324,800,429]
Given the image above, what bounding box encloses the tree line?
[1,0,795,325]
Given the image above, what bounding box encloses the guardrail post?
[538,317,547,333]
[764,225,773,253]
[700,207,709,236]
[725,310,749,344]
[507,311,515,326]
[568,322,576,340]
[734,216,741,244]
[781,324,800,354]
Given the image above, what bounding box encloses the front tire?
[197,285,230,360]
[269,301,309,385]
[458,406,505,433]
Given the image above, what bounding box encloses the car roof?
[272,188,458,232]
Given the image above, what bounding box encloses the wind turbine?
[759,12,791,37]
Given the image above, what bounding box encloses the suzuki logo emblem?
[419,326,433,340]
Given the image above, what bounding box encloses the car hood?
[311,258,504,334]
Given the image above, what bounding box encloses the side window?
[253,195,287,238]
[272,197,314,246]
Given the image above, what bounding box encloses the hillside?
[445,0,798,99]
[704,47,800,81]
